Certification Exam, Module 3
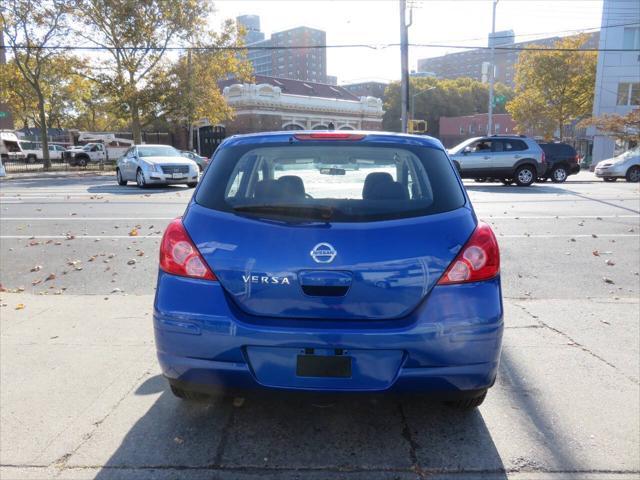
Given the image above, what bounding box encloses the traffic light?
[409,119,427,134]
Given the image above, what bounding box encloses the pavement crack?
[513,303,639,386]
[213,398,236,466]
[397,401,426,479]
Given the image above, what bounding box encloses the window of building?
[623,27,640,49]
[459,126,465,135]
[495,123,500,133]
[617,82,640,105]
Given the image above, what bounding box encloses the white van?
[0,131,25,162]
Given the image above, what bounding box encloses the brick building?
[239,16,328,84]
[218,75,383,135]
[439,113,523,147]
[417,32,599,87]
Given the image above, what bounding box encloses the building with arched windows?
[217,76,384,136]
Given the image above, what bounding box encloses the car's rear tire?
[603,177,617,182]
[551,165,568,183]
[170,384,209,401]
[445,390,487,409]
[116,168,127,186]
[187,182,197,188]
[76,157,88,167]
[625,166,640,183]
[26,154,37,164]
[136,169,147,189]
[514,165,535,186]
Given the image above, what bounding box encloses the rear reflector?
[437,222,500,285]
[294,133,365,141]
[159,218,217,280]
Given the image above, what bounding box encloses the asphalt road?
[1,171,639,480]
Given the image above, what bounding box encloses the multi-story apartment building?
[417,32,599,87]
[238,16,328,84]
[590,0,640,163]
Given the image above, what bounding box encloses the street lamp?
[487,0,499,135]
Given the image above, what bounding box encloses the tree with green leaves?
[507,34,597,140]
[75,0,213,144]
[149,20,253,149]
[1,0,73,168]
[383,77,513,135]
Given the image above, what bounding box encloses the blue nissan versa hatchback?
[154,131,503,408]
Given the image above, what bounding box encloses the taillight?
[437,222,500,285]
[159,218,216,280]
[575,154,580,164]
[294,133,365,141]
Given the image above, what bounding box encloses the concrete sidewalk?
[1,293,638,479]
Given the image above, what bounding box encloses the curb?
[0,171,114,181]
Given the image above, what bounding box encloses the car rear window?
[540,143,576,156]
[195,143,465,222]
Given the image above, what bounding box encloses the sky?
[211,0,604,84]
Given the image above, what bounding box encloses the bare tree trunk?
[129,74,142,144]
[37,91,51,170]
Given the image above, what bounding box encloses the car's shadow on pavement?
[464,184,579,195]
[92,375,508,479]
[86,184,194,195]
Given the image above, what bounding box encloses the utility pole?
[487,0,498,136]
[400,0,411,133]
[187,48,194,151]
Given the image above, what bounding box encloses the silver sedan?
[116,145,199,188]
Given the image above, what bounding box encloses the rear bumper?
[154,272,503,395]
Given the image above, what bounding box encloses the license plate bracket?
[172,173,185,179]
[296,354,352,378]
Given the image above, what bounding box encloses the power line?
[3,43,639,52]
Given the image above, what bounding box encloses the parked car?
[19,141,67,163]
[116,144,199,188]
[181,150,209,171]
[448,135,545,186]
[536,142,581,183]
[594,147,640,182]
[0,130,25,163]
[154,131,503,408]
[65,143,107,166]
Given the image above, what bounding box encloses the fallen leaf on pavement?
[31,265,43,272]
[173,436,184,445]
[15,304,25,310]
[45,273,56,281]
[129,228,139,237]
[127,259,136,265]
[603,277,614,284]
[592,250,600,256]
[605,259,615,266]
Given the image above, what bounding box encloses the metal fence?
[2,158,117,174]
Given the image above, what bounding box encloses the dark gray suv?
[448,135,546,186]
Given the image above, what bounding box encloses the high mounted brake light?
[437,222,500,285]
[159,218,217,280]
[293,133,366,141]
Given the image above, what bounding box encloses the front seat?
[277,175,306,200]
[362,172,408,200]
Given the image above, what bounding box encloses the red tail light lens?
[437,222,500,285]
[159,218,216,280]
[294,133,365,141]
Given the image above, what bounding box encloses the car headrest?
[277,175,306,199]
[362,172,408,200]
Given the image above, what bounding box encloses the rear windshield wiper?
[232,204,335,221]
